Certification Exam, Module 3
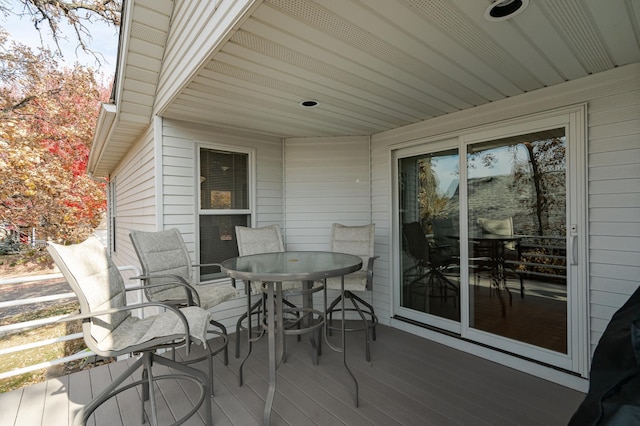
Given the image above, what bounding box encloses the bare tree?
[0,0,121,64]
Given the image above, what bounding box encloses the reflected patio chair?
[129,228,237,374]
[325,223,379,362]
[402,222,459,309]
[476,217,524,299]
[47,237,213,426]
[431,217,460,269]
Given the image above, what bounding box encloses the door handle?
[569,235,578,265]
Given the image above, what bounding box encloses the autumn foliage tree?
[0,30,109,243]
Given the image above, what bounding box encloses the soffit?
[160,0,640,138]
[92,0,640,175]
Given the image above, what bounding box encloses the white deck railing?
[0,265,141,380]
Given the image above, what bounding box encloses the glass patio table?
[220,251,363,426]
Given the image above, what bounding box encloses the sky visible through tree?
[1,1,118,72]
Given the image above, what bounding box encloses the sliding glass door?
[466,129,567,354]
[398,146,461,332]
[394,107,586,374]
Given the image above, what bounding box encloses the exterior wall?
[109,125,156,268]
[371,63,640,383]
[161,119,285,238]
[110,116,285,329]
[159,118,285,328]
[283,136,372,249]
[282,136,375,310]
[108,62,638,386]
[588,77,640,351]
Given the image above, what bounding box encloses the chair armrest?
[58,301,194,355]
[192,262,222,269]
[366,256,379,290]
[129,274,199,306]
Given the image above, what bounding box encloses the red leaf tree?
[1,31,109,243]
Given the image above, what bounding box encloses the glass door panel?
[399,149,461,323]
[466,129,568,354]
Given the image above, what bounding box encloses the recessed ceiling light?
[299,100,319,108]
[485,0,529,21]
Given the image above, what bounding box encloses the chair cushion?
[153,282,238,310]
[130,228,194,296]
[97,306,212,352]
[48,238,129,345]
[331,223,375,273]
[325,270,368,292]
[477,217,513,236]
[235,224,285,256]
[477,217,516,250]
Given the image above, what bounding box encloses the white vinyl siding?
[371,64,640,383]
[161,119,284,241]
[160,119,284,328]
[283,136,372,250]
[283,136,376,314]
[587,78,640,351]
[110,126,156,268]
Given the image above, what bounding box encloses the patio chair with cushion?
[129,228,238,377]
[47,237,213,426]
[325,223,379,362]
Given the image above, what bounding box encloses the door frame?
[391,104,589,375]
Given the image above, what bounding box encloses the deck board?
[0,325,585,425]
[43,375,69,426]
[0,384,22,426]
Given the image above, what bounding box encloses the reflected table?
[469,234,522,316]
[220,251,363,425]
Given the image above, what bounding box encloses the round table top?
[220,251,363,282]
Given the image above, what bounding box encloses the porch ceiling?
[161,0,640,138]
[90,0,640,176]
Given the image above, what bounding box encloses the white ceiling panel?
[95,0,640,175]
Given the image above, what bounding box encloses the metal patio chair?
[325,223,379,362]
[129,228,238,389]
[47,237,213,426]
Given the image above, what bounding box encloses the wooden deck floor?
[0,325,585,425]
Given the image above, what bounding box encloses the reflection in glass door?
[395,108,585,373]
[467,129,568,354]
[399,149,461,324]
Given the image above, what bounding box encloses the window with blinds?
[199,148,250,281]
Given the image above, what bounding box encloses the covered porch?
[0,325,584,425]
[82,0,639,419]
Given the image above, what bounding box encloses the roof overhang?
[88,103,117,176]
[89,0,640,176]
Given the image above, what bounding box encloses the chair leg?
[326,291,378,361]
[348,296,372,362]
[143,354,158,425]
[208,319,228,365]
[348,292,377,342]
[153,352,213,425]
[235,296,263,358]
[326,292,344,337]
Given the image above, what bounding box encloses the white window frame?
[196,143,255,282]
